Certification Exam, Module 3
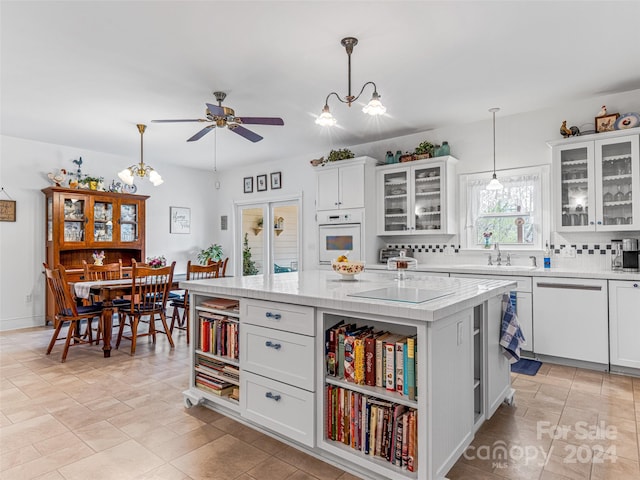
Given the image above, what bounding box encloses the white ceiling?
[2,1,640,172]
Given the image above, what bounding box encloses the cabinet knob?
[596,220,602,225]
[590,221,594,225]
[265,340,282,350]
[634,284,638,288]
[265,312,281,320]
[265,392,281,401]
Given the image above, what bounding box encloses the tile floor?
[0,326,638,480]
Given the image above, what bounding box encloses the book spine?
[394,412,404,466]
[369,405,378,456]
[402,411,410,469]
[364,336,376,386]
[406,336,416,401]
[354,338,365,385]
[338,333,346,379]
[385,343,395,391]
[396,340,405,394]
[343,335,356,383]
[364,399,371,455]
[375,405,384,456]
[375,337,384,387]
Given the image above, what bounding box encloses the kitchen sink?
[452,264,538,271]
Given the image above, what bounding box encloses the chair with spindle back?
[43,263,103,362]
[170,260,219,344]
[116,260,176,355]
[82,259,129,343]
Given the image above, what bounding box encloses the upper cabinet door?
[315,161,365,211]
[554,141,595,231]
[316,168,340,211]
[378,167,411,234]
[60,193,90,245]
[594,135,640,231]
[92,199,116,245]
[413,164,443,233]
[120,200,143,244]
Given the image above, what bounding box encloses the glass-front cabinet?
[377,156,458,235]
[93,200,114,243]
[552,131,639,232]
[120,202,139,243]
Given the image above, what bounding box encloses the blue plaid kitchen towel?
[499,293,526,364]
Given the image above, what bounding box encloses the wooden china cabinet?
[42,187,149,324]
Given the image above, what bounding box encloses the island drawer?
[241,299,314,336]
[241,324,315,391]
[451,273,532,292]
[241,371,315,447]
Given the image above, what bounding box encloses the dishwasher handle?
[536,282,602,291]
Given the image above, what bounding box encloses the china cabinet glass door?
[93,200,114,243]
[557,142,594,230]
[62,195,87,243]
[120,202,138,243]
[413,164,442,232]
[595,136,639,231]
[47,197,53,242]
[382,169,409,232]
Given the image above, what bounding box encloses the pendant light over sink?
[315,37,386,126]
[486,107,504,191]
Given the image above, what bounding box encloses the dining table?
[72,273,186,357]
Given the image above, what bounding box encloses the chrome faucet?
[494,243,502,266]
[487,254,493,266]
[506,253,511,266]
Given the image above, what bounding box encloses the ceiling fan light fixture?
[315,105,337,126]
[317,36,386,126]
[362,91,386,116]
[487,107,504,191]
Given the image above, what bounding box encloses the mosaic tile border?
[388,244,618,255]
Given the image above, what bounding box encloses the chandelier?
[315,37,386,126]
[118,124,163,187]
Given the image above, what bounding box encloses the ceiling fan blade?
[151,119,206,123]
[236,116,284,126]
[187,126,215,142]
[205,103,225,116]
[229,125,263,142]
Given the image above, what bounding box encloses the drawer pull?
[265,341,282,350]
[265,392,281,401]
[536,282,602,291]
[265,312,282,320]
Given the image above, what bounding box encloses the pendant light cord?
[492,110,496,174]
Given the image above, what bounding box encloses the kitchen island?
[180,270,516,480]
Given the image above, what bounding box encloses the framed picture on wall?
[270,171,282,189]
[170,206,191,234]
[257,174,267,191]
[244,176,253,193]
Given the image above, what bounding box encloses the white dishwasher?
[533,277,608,366]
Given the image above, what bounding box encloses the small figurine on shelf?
[597,105,607,117]
[483,231,493,249]
[560,121,573,138]
[92,250,105,266]
[47,169,67,187]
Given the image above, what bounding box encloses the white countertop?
[365,263,640,281]
[181,270,515,322]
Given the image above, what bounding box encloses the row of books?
[326,385,418,472]
[325,321,417,400]
[199,312,239,360]
[195,354,240,384]
[195,369,236,398]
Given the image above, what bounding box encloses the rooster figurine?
[597,105,607,117]
[309,156,325,167]
[560,121,573,138]
[47,169,67,187]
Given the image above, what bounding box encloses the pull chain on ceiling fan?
[152,91,284,143]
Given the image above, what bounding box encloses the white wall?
[2,89,639,329]
[0,135,216,330]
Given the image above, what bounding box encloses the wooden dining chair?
[170,261,219,344]
[82,259,129,343]
[43,263,104,362]
[116,261,176,355]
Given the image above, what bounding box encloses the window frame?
[459,165,550,251]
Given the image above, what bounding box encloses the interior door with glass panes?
[556,141,595,231]
[413,163,443,232]
[381,168,410,233]
[595,135,640,231]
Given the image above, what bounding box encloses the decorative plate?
[614,113,640,130]
[123,183,138,194]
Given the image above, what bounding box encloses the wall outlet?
[25,294,33,303]
[560,247,576,258]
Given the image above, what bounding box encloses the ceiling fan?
[151,91,284,143]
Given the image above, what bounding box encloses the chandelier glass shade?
[315,37,386,126]
[118,124,163,187]
[486,108,504,191]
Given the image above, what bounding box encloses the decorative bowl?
[331,260,365,280]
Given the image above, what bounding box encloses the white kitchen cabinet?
[377,156,458,235]
[452,273,533,355]
[533,277,608,366]
[549,128,640,232]
[316,157,376,211]
[609,280,640,371]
